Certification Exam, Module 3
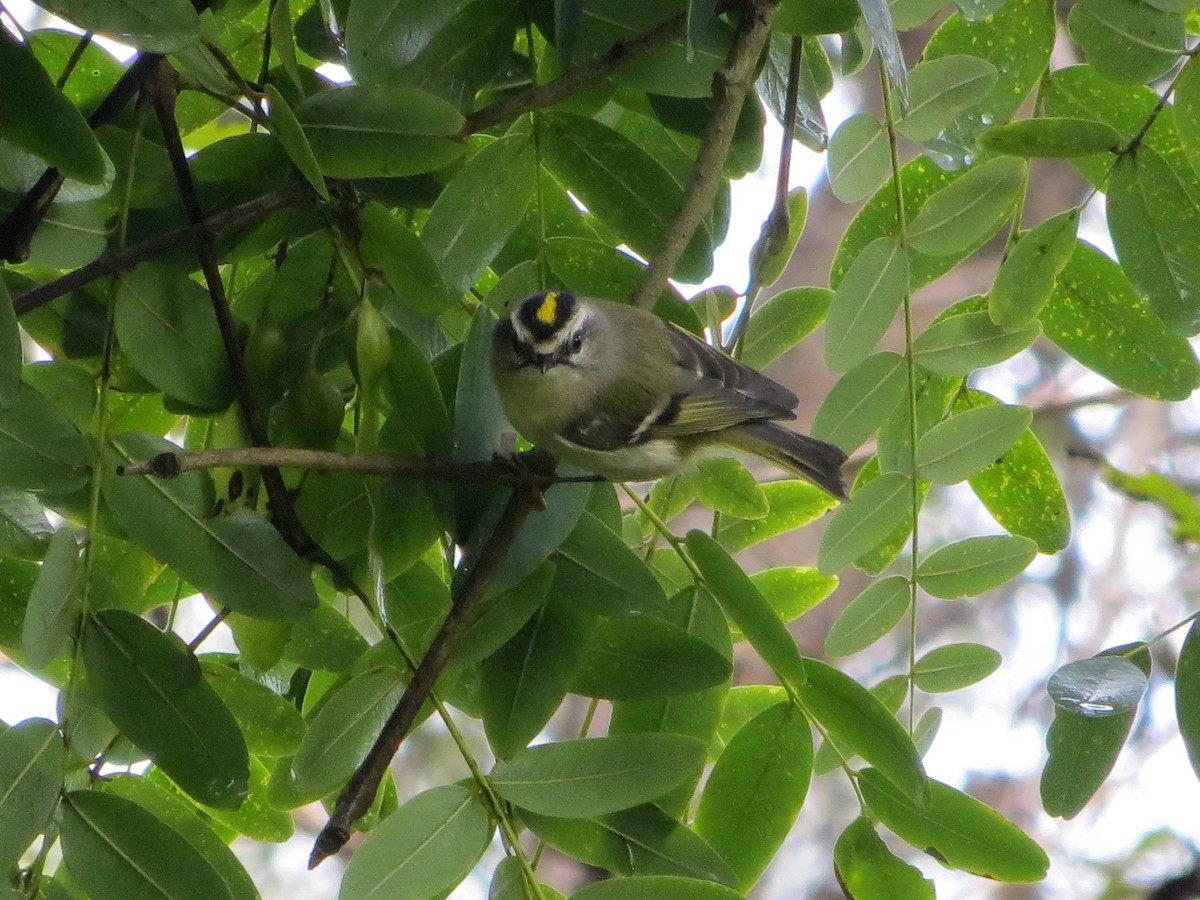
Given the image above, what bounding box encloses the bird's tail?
[726,422,849,501]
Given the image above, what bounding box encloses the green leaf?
[423,135,537,296]
[824,575,910,657]
[827,113,889,203]
[199,660,305,758]
[818,471,912,574]
[1047,655,1148,716]
[289,666,404,803]
[0,490,52,563]
[103,433,318,620]
[803,659,928,800]
[981,118,1122,158]
[490,856,566,900]
[1068,0,1184,85]
[916,404,1031,484]
[680,458,768,519]
[1177,621,1200,785]
[913,311,1040,376]
[717,480,836,551]
[751,187,809,288]
[264,83,326,199]
[491,734,706,818]
[551,512,667,617]
[482,596,589,758]
[0,382,92,492]
[685,530,807,691]
[897,55,999,142]
[36,0,200,51]
[571,878,743,900]
[96,774,257,900]
[812,351,908,452]
[296,85,464,178]
[917,535,1037,599]
[521,804,738,885]
[1175,60,1200,182]
[541,113,712,283]
[358,203,449,316]
[747,566,838,630]
[61,790,233,900]
[912,643,1002,692]
[834,818,934,900]
[740,286,830,370]
[338,785,492,900]
[0,718,64,872]
[573,614,732,701]
[1043,241,1200,400]
[21,526,81,669]
[859,769,1048,882]
[114,264,234,412]
[1043,645,1151,818]
[825,237,909,371]
[81,610,249,810]
[0,279,17,409]
[989,209,1080,331]
[907,157,1025,257]
[695,702,812,890]
[1107,147,1200,335]
[0,32,108,183]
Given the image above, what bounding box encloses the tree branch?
[461,11,688,136]
[628,0,778,310]
[116,446,603,486]
[308,461,555,868]
[11,182,315,316]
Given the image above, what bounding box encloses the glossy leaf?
[859,769,1048,882]
[1068,0,1183,85]
[199,661,305,758]
[359,204,449,316]
[804,659,928,799]
[717,480,836,551]
[0,718,64,872]
[1043,646,1151,818]
[913,311,1039,376]
[0,488,51,561]
[1178,621,1200,784]
[897,55,998,142]
[572,614,732,701]
[61,790,233,900]
[824,575,910,657]
[917,535,1037,599]
[296,85,464,179]
[21,526,81,669]
[748,566,838,630]
[491,733,707,818]
[916,404,1031,484]
[981,118,1121,158]
[1107,147,1200,335]
[264,83,326,199]
[827,113,889,203]
[750,187,809,288]
[907,158,1025,257]
[338,785,491,900]
[912,643,1002,693]
[1043,241,1200,400]
[570,876,743,900]
[681,457,768,519]
[103,433,318,621]
[695,702,812,890]
[422,134,537,297]
[825,237,909,372]
[289,666,404,803]
[1047,655,1148,717]
[819,471,912,574]
[989,209,1080,331]
[812,351,907,453]
[740,286,830,370]
[834,818,934,900]
[685,530,807,690]
[0,383,91,492]
[81,610,249,811]
[114,264,234,412]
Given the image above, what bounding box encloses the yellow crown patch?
[536,292,558,325]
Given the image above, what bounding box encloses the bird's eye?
[570,332,584,353]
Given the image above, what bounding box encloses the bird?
[490,291,848,500]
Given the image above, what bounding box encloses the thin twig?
[461,12,689,136]
[629,0,778,310]
[309,463,554,868]
[12,182,315,316]
[116,446,604,486]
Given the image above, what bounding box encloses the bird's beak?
[536,353,555,373]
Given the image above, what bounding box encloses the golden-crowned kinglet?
[491,291,848,500]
